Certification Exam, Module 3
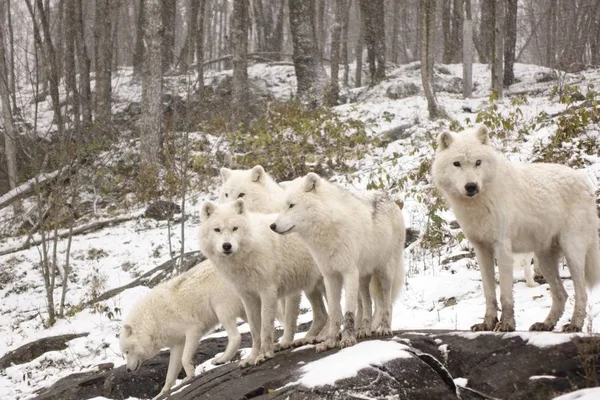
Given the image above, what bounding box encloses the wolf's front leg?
[275,293,300,351]
[316,273,343,352]
[471,243,499,331]
[239,294,262,368]
[357,275,373,338]
[154,342,184,399]
[495,248,516,332]
[255,287,278,364]
[340,269,359,348]
[182,329,204,379]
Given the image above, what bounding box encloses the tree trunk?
[341,0,350,85]
[231,0,249,130]
[390,0,400,65]
[462,0,473,98]
[491,0,504,96]
[360,0,385,83]
[196,0,207,89]
[140,0,163,166]
[95,0,113,126]
[450,0,462,63]
[162,0,176,72]
[74,0,92,124]
[0,0,20,210]
[503,0,517,87]
[420,0,444,119]
[64,0,80,136]
[475,0,493,63]
[442,0,452,63]
[327,0,342,105]
[133,0,145,76]
[288,0,328,105]
[265,0,286,58]
[183,0,200,71]
[6,0,17,111]
[354,1,364,87]
[315,0,326,58]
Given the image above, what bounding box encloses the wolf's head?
[198,199,251,258]
[270,173,325,236]
[432,126,499,200]
[219,165,284,213]
[119,324,157,373]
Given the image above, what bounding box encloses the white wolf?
[432,125,600,332]
[513,253,538,287]
[119,260,246,399]
[218,165,327,348]
[198,200,328,367]
[271,173,406,352]
[219,165,285,212]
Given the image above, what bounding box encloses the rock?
[31,331,600,400]
[381,124,413,142]
[405,227,420,247]
[534,70,558,83]
[0,333,88,370]
[435,76,463,94]
[386,82,420,99]
[144,200,181,221]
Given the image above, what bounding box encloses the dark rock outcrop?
[32,330,600,400]
[0,333,88,370]
[143,201,182,221]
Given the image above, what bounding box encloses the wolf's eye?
[475,160,482,167]
[214,228,221,232]
[289,203,295,209]
[125,351,129,355]
[238,193,245,198]
[224,193,229,198]
[453,161,461,167]
[232,227,238,231]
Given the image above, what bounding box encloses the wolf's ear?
[437,131,454,150]
[233,198,246,215]
[220,167,232,182]
[123,324,132,337]
[304,173,320,192]
[201,201,216,220]
[251,165,265,182]
[278,181,291,190]
[475,125,490,145]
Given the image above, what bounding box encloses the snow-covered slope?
[1,62,599,399]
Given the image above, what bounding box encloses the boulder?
[143,201,181,221]
[0,333,88,370]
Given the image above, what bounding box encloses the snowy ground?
[1,61,600,399]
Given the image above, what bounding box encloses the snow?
[1,61,600,399]
[453,377,468,387]
[529,375,556,380]
[293,340,413,388]
[553,388,600,400]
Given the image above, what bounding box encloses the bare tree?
[64,0,80,135]
[162,0,176,71]
[0,0,20,211]
[504,0,518,87]
[5,0,16,110]
[327,0,342,105]
[133,0,145,76]
[354,1,364,87]
[288,0,328,104]
[196,0,207,90]
[475,0,493,63]
[74,0,92,124]
[95,0,114,126]
[180,0,200,72]
[231,0,249,129]
[491,0,504,95]
[463,0,473,98]
[420,0,445,119]
[341,0,350,86]
[360,0,385,83]
[140,0,163,167]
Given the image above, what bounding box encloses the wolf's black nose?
[270,223,277,232]
[465,182,479,195]
[126,367,132,373]
[222,242,232,251]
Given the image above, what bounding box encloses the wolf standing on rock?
[432,125,600,332]
[271,173,406,352]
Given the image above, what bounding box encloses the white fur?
[219,165,286,213]
[271,173,406,352]
[119,261,245,399]
[198,200,327,367]
[432,125,600,332]
[513,253,539,287]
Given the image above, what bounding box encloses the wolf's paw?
[293,336,318,347]
[253,351,274,365]
[375,327,393,337]
[562,323,582,333]
[316,339,338,353]
[493,321,515,332]
[357,328,372,339]
[339,335,357,349]
[152,390,169,400]
[529,322,554,331]
[525,281,540,288]
[238,357,257,368]
[274,341,293,352]
[470,317,498,332]
[212,357,228,365]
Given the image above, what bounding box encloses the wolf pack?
[119,126,600,399]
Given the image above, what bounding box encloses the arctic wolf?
[271,173,406,352]
[119,260,245,399]
[219,165,327,348]
[432,125,600,332]
[513,253,538,287]
[220,165,285,212]
[198,200,328,367]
